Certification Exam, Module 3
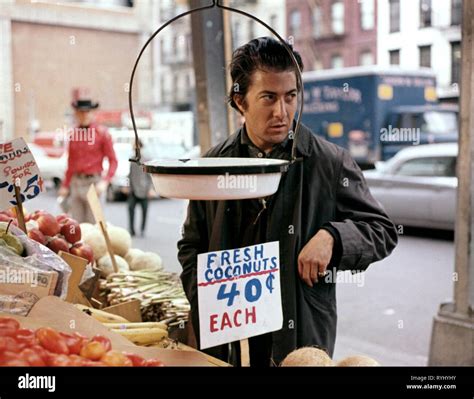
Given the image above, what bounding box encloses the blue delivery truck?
[301,66,458,167]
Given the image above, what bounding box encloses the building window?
[360,0,374,30]
[289,9,301,37]
[389,0,400,33]
[451,0,462,26]
[359,51,374,66]
[331,1,345,35]
[313,6,322,38]
[389,49,400,65]
[451,41,461,84]
[420,0,432,28]
[331,54,343,69]
[419,45,431,68]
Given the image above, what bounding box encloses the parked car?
[106,142,190,201]
[363,143,458,230]
[28,143,67,189]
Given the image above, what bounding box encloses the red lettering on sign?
[209,307,257,332]
[245,306,257,325]
[210,314,219,333]
[0,143,13,153]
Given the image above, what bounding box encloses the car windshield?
[422,111,458,135]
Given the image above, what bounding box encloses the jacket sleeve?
[324,150,398,272]
[177,200,209,308]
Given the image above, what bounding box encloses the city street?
[27,189,455,366]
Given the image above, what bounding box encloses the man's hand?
[58,186,69,198]
[95,180,109,195]
[297,229,334,287]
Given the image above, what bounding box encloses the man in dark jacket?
[178,37,398,367]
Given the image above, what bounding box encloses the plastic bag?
[0,223,72,315]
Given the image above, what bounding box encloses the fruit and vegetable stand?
[0,165,227,366]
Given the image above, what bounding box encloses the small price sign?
[197,241,283,350]
[0,138,43,211]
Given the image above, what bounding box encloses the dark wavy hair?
[228,36,304,115]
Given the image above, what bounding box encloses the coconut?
[130,251,163,271]
[97,254,129,277]
[336,355,380,367]
[280,347,334,367]
[107,226,132,257]
[82,229,107,260]
[124,248,144,266]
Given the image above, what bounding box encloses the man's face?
[235,69,298,153]
[74,109,94,126]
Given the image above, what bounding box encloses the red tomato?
[2,358,29,367]
[144,359,165,367]
[0,350,26,366]
[15,329,38,347]
[124,353,146,367]
[0,336,21,353]
[36,328,69,355]
[0,317,20,337]
[68,355,89,367]
[91,335,112,352]
[80,341,106,361]
[29,345,50,362]
[46,354,72,367]
[81,360,107,367]
[19,348,46,367]
[59,332,85,355]
[100,351,133,367]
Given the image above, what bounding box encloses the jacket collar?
[220,121,313,158]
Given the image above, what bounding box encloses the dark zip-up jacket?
[178,123,398,364]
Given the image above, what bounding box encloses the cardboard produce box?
[0,296,215,366]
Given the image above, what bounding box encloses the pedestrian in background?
[58,99,118,223]
[128,139,153,237]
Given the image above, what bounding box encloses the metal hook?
[128,0,304,164]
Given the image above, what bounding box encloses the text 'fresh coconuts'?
[280,347,334,367]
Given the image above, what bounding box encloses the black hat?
[71,99,99,110]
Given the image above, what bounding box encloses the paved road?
[28,190,455,366]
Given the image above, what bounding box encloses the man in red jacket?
[58,99,118,223]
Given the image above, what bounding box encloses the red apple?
[31,210,47,221]
[27,228,47,245]
[56,214,70,225]
[0,214,13,223]
[70,243,94,264]
[47,237,70,254]
[60,220,81,244]
[37,213,60,236]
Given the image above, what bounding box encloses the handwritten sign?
[0,138,43,211]
[197,241,282,350]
